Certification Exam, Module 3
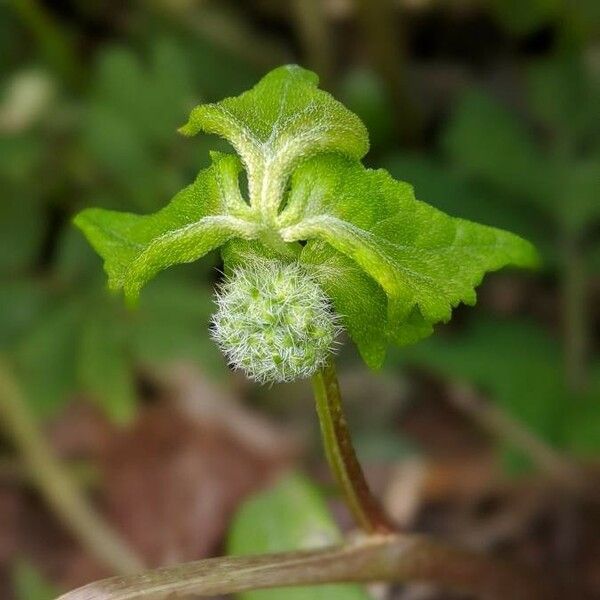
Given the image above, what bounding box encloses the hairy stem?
[312,359,394,533]
[58,533,551,600]
[0,358,143,575]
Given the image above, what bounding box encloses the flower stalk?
[312,359,394,533]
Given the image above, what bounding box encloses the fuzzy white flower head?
[211,260,341,384]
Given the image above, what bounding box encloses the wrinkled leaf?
[74,153,254,302]
[282,156,537,365]
[301,242,389,368]
[75,65,538,371]
[180,65,369,215]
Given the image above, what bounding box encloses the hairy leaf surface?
[75,64,539,369]
[74,153,255,302]
[180,65,368,218]
[281,156,538,363]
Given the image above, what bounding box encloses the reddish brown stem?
[312,360,394,533]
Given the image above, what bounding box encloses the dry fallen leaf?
[100,365,299,567]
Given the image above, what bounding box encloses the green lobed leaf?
[281,155,538,364]
[228,471,371,600]
[74,152,256,302]
[180,65,369,219]
[74,65,539,372]
[180,64,368,165]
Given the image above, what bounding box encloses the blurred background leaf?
[12,561,57,600]
[390,316,600,472]
[228,472,372,600]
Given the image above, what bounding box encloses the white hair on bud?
[211,260,342,384]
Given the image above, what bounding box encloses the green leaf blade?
[282,156,539,350]
[13,561,59,600]
[180,65,369,220]
[301,241,389,369]
[180,65,368,161]
[74,155,255,301]
[74,64,540,373]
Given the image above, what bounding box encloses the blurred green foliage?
[0,6,262,421]
[228,472,371,600]
[488,0,600,40]
[385,54,600,259]
[0,0,597,459]
[444,58,600,240]
[12,561,57,600]
[394,317,600,470]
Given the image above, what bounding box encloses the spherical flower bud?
[211,261,340,383]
